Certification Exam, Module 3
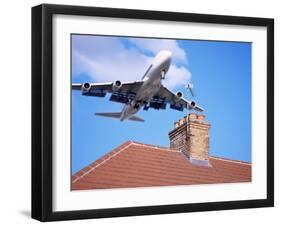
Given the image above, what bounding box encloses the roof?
[72,141,251,190]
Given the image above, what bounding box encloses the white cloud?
[163,64,192,90]
[72,36,192,91]
[128,38,187,63]
[72,36,152,82]
[73,49,152,82]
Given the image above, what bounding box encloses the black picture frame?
[32,3,274,222]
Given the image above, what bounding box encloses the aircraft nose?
[162,51,172,67]
[158,50,172,66]
[161,50,172,60]
[152,50,172,74]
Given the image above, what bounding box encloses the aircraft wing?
[153,86,204,112]
[72,80,144,97]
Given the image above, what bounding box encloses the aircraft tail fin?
[95,112,144,122]
[95,112,122,119]
[128,115,145,122]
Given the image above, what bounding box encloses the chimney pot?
[197,114,205,122]
[188,113,197,121]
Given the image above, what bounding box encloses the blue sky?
[71,34,252,174]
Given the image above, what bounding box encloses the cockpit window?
[142,64,153,79]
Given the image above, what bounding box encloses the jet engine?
[189,101,196,109]
[82,82,91,92]
[170,91,184,110]
[113,80,122,91]
[176,91,183,99]
[190,101,196,107]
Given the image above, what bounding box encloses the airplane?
[72,50,203,122]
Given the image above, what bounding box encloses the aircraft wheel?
[161,70,165,80]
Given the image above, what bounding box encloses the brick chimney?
[168,113,211,166]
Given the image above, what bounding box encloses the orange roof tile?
[72,141,251,190]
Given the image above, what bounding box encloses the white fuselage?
[120,50,172,121]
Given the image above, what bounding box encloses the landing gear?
[143,103,149,111]
[161,70,165,80]
[133,103,140,109]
